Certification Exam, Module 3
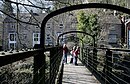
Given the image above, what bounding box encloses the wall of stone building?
[18,23,34,48]
[52,13,77,45]
[98,14,122,48]
[3,21,16,50]
[108,24,122,47]
[45,18,54,45]
[0,22,3,47]
[2,13,78,50]
[98,23,122,48]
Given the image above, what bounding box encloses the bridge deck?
[62,55,100,84]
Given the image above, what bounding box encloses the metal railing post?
[50,47,54,83]
[93,48,97,71]
[88,48,91,68]
[33,49,45,84]
[86,47,89,66]
[106,49,112,74]
[33,54,39,84]
[55,46,64,84]
[105,49,112,83]
[50,47,57,83]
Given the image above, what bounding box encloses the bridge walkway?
[62,55,100,84]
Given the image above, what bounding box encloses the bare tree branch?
[7,0,49,9]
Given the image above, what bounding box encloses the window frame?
[108,34,117,43]
[33,33,40,47]
[9,33,16,49]
[59,23,64,29]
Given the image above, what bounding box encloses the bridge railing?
[0,46,63,84]
[46,46,63,84]
[80,47,130,84]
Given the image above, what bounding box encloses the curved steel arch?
[41,3,130,48]
[57,31,94,45]
[65,36,83,42]
[61,35,84,46]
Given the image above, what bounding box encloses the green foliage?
[77,10,100,45]
[115,0,126,7]
[67,36,79,43]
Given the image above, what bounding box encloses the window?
[57,32,62,37]
[46,34,52,45]
[46,24,51,29]
[59,24,63,26]
[9,33,16,49]
[57,32,65,44]
[59,23,63,29]
[109,26,116,34]
[109,26,115,30]
[12,23,15,29]
[10,34,16,41]
[10,43,15,49]
[35,26,39,29]
[108,34,117,43]
[33,33,40,47]
[47,34,51,39]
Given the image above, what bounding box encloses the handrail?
[97,47,130,52]
[0,46,63,84]
[0,49,41,67]
[80,46,130,84]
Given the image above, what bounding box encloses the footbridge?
[0,3,130,84]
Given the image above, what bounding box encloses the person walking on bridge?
[63,44,69,64]
[70,46,76,64]
[74,46,80,65]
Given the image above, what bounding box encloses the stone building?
[98,14,122,48]
[2,10,125,50]
[2,12,77,50]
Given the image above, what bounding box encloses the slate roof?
[100,14,121,24]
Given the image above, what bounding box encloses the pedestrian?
[73,46,80,65]
[70,46,76,64]
[63,44,68,64]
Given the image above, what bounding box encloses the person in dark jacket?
[63,44,68,64]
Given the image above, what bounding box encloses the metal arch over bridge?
[1,2,130,84]
[57,31,94,45]
[62,35,84,42]
[41,3,130,48]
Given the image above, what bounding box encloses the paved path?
[62,55,100,84]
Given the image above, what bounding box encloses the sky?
[9,0,53,13]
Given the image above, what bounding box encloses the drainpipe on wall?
[125,19,130,49]
[2,22,4,50]
[16,1,19,50]
[119,16,126,47]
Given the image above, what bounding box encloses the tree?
[77,10,100,45]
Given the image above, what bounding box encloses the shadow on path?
[62,55,100,84]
